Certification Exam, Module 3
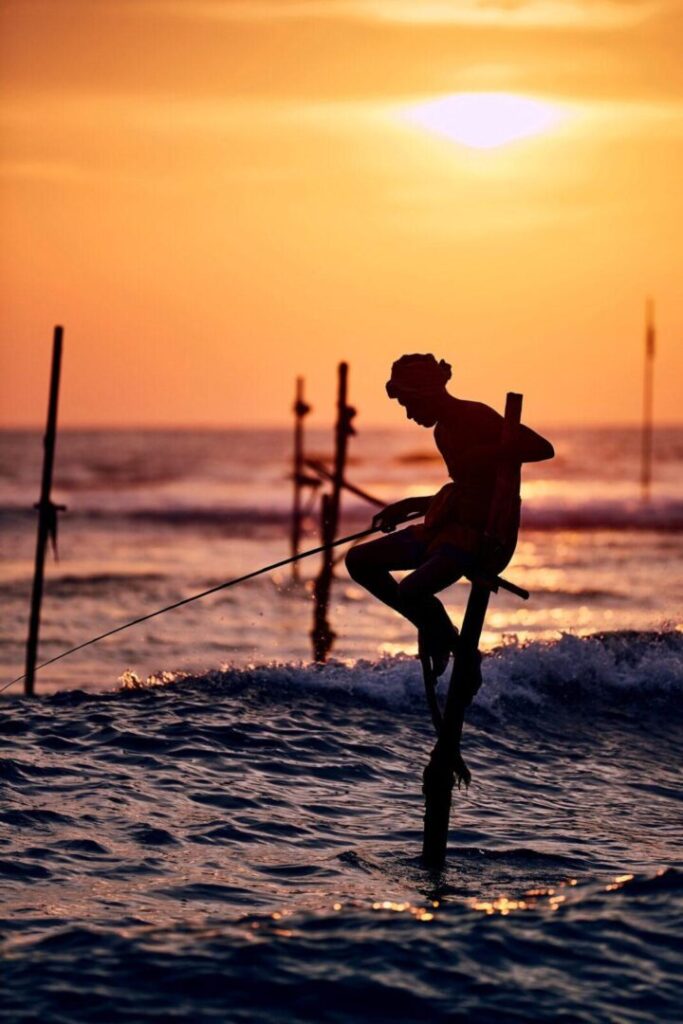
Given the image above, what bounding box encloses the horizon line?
[2,420,683,432]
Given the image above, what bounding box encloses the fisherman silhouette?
[346,354,554,679]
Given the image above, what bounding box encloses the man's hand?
[372,496,431,533]
[372,503,405,533]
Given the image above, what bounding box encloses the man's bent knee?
[345,544,366,581]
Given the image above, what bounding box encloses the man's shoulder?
[439,398,502,430]
[462,399,503,422]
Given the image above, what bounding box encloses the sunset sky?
[1,0,681,427]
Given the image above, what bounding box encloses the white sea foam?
[478,630,683,712]
[124,631,683,716]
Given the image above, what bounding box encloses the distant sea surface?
[1,426,682,1022]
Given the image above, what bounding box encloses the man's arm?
[511,424,554,463]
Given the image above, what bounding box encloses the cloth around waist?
[424,482,493,532]
[424,481,520,564]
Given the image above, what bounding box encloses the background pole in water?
[311,361,356,662]
[641,298,656,503]
[24,325,66,697]
[291,376,311,579]
[422,392,523,869]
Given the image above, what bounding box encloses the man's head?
[386,353,452,427]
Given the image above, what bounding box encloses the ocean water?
[1,426,682,1022]
[1,426,682,688]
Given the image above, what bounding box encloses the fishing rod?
[1,522,396,695]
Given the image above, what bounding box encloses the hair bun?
[386,353,452,396]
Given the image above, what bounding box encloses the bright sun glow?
[404,93,567,149]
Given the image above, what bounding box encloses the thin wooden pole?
[422,392,523,869]
[291,377,311,579]
[311,362,356,661]
[24,326,65,697]
[641,299,655,502]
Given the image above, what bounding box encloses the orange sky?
[1,0,681,427]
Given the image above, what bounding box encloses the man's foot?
[418,619,459,678]
[461,646,483,702]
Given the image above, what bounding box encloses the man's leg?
[346,533,475,672]
[397,546,477,674]
[344,527,426,614]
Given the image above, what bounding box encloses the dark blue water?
[2,631,681,1023]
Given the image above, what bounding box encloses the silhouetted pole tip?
[24,326,65,696]
[291,376,315,580]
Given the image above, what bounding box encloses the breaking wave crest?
[115,630,683,720]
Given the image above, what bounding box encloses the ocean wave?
[479,629,683,714]
[112,630,683,719]
[2,868,680,1024]
[3,498,683,533]
[522,499,683,531]
[0,572,166,601]
[530,586,628,601]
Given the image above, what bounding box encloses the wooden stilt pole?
[312,492,335,660]
[640,299,655,503]
[24,326,65,697]
[291,377,311,579]
[311,362,356,661]
[422,392,523,869]
[304,457,383,508]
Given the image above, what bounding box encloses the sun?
[404,93,567,149]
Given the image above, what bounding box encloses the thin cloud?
[145,0,665,30]
[6,91,683,140]
[0,159,88,183]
